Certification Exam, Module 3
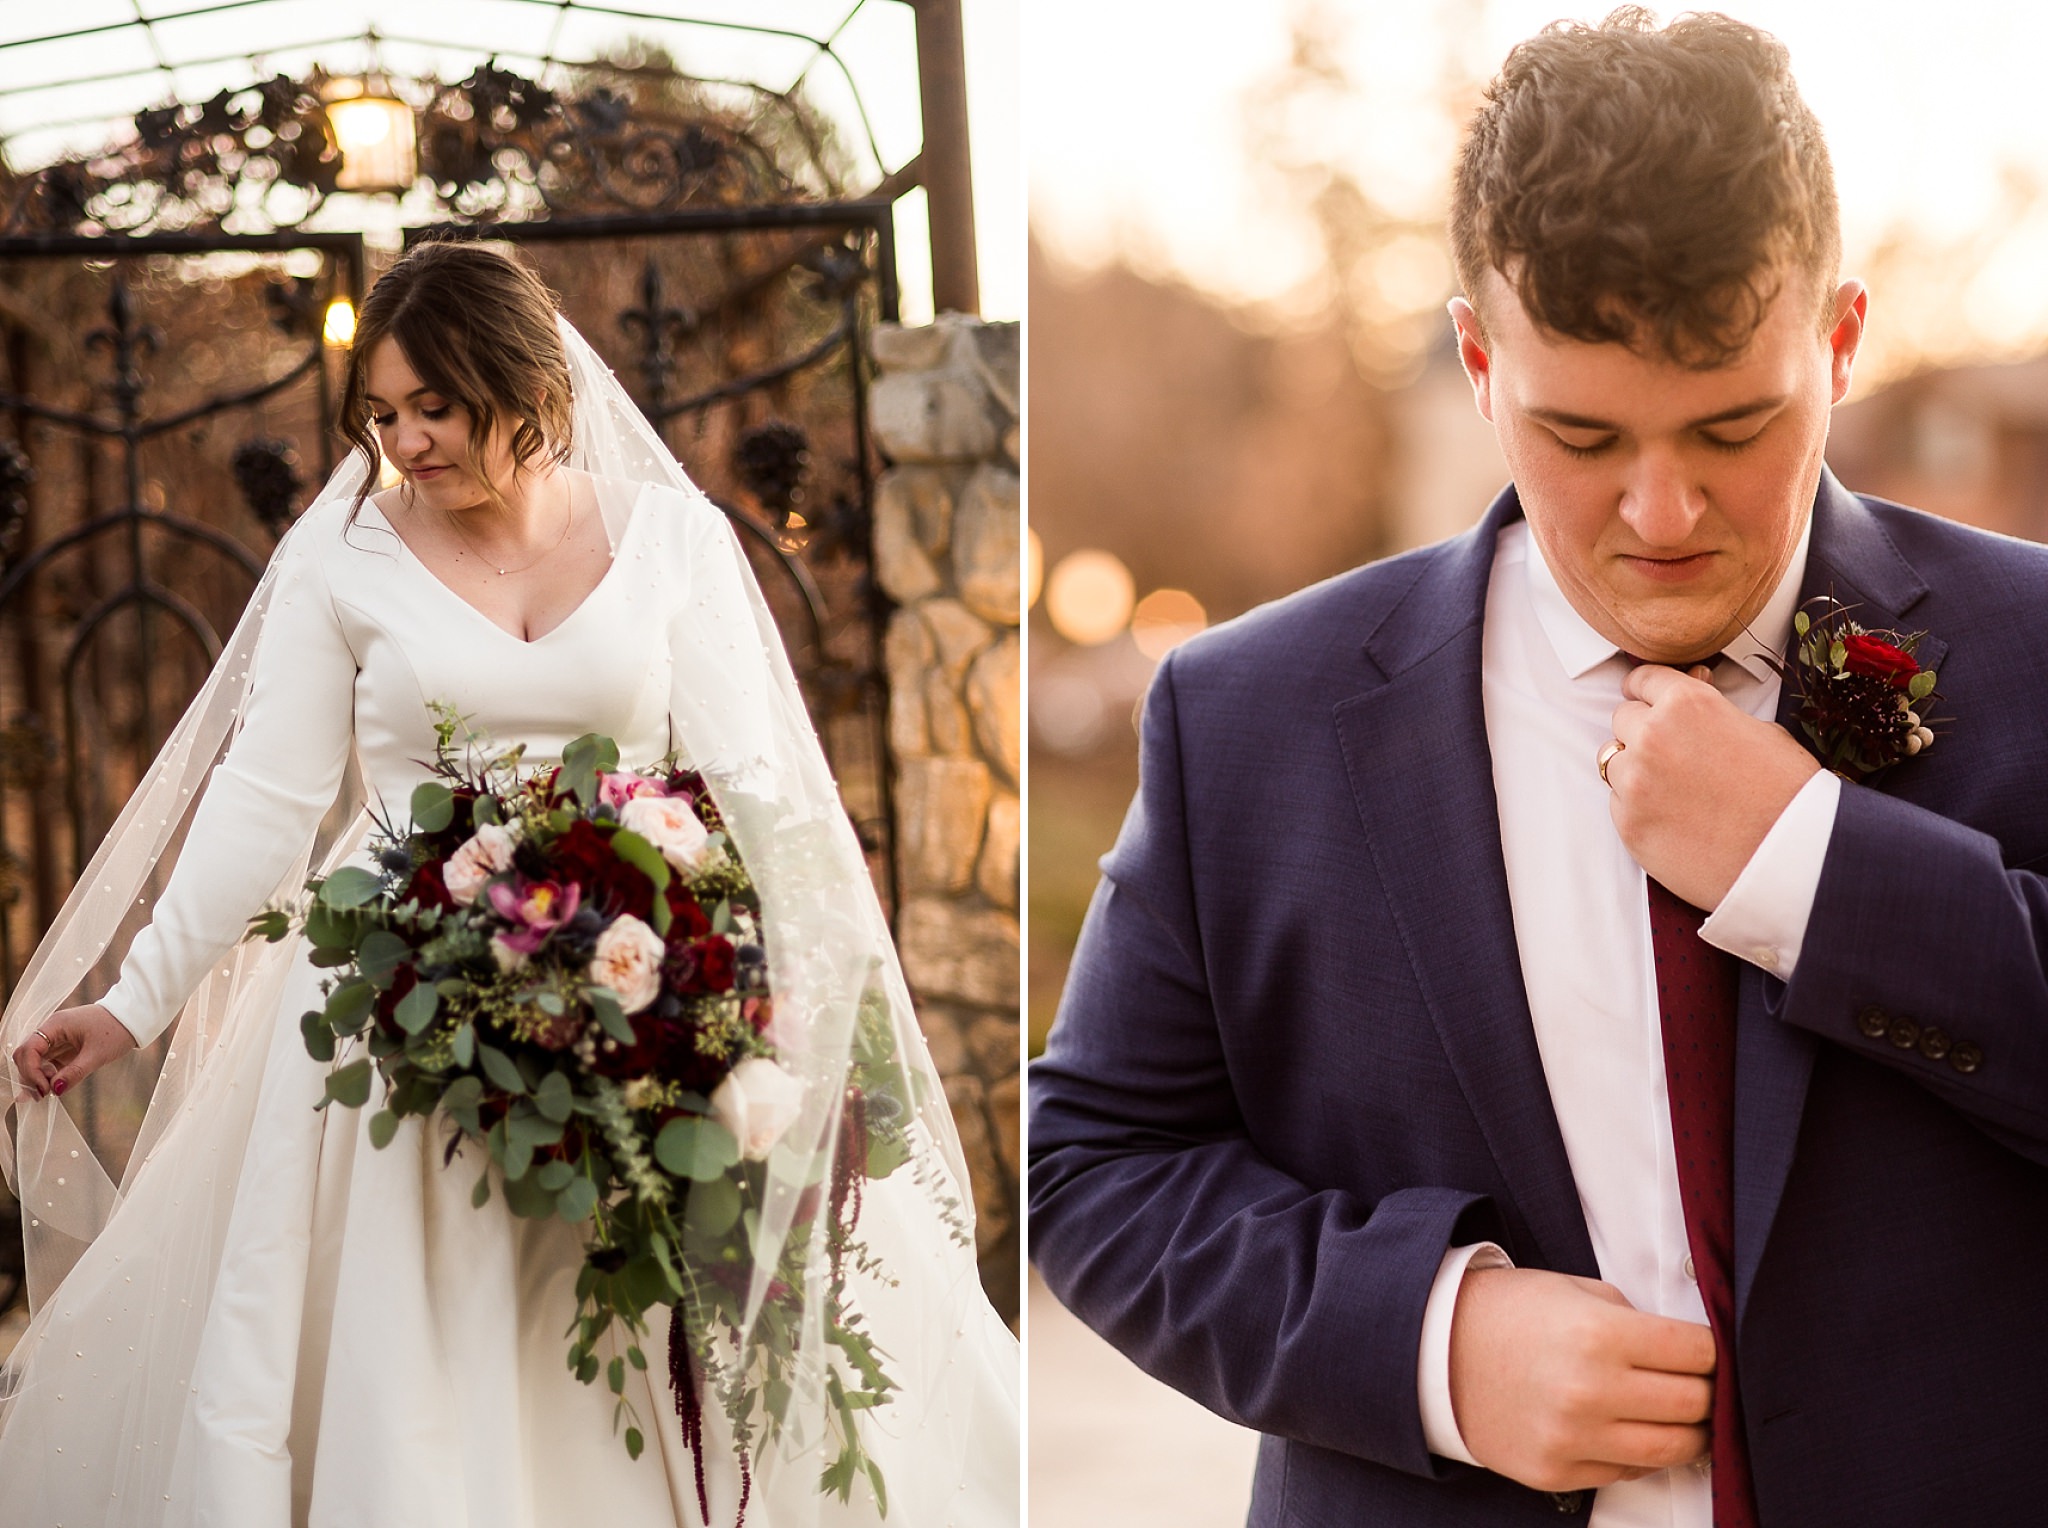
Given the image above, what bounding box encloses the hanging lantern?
[324,79,417,195]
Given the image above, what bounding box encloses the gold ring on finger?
[1596,738,1626,786]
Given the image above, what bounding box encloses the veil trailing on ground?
[0,316,1010,1525]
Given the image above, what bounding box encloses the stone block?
[923,670,975,756]
[896,756,992,894]
[875,466,955,557]
[898,897,1021,1009]
[869,322,953,373]
[883,607,934,756]
[972,321,1021,415]
[873,471,943,603]
[978,792,1020,910]
[944,1073,1010,1257]
[871,371,1000,463]
[920,597,993,676]
[954,465,1021,625]
[966,634,1020,786]
[988,1070,1021,1185]
[969,1013,1020,1081]
[913,999,970,1078]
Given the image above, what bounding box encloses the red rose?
[405,861,457,912]
[548,819,656,921]
[1841,633,1919,689]
[662,881,712,939]
[665,934,736,995]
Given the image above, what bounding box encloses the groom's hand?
[1608,664,1819,909]
[1448,1265,1715,1492]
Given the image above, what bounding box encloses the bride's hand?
[10,1004,137,1102]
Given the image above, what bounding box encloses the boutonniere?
[1780,596,1943,781]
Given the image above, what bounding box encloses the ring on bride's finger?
[33,1028,50,1043]
[1596,738,1626,786]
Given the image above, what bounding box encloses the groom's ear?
[1449,296,1496,423]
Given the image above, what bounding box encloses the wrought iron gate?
[0,58,906,1293]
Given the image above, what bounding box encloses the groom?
[1029,12,2048,1528]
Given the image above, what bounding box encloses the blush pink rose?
[444,823,518,906]
[709,1057,806,1161]
[588,914,666,1015]
[619,794,724,875]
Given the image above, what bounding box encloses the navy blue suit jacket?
[1029,474,2048,1527]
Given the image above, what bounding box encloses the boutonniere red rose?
[1781,596,1944,781]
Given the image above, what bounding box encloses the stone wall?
[868,315,1021,1322]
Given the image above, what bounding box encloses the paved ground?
[1029,1270,1259,1527]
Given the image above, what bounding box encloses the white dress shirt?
[1413,515,1841,1526]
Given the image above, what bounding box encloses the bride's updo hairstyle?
[338,238,576,515]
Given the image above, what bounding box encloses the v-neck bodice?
[326,472,673,819]
[360,471,650,647]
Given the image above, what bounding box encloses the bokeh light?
[323,297,357,347]
[1026,525,1045,609]
[1045,548,1135,645]
[1130,588,1208,660]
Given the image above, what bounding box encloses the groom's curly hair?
[337,235,576,519]
[1449,7,1840,367]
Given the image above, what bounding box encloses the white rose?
[445,822,518,906]
[587,914,666,1015]
[709,1056,806,1161]
[618,795,724,875]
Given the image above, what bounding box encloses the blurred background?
[1025,0,2048,1521]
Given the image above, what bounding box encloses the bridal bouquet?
[249,706,909,1516]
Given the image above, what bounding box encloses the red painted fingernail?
[51,1077,66,1096]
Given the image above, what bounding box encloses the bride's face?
[363,337,519,514]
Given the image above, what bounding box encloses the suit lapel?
[1734,470,1943,1319]
[1336,490,1599,1278]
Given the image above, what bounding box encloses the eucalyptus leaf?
[410,781,455,833]
[317,866,381,910]
[1909,669,1937,700]
[589,987,634,1045]
[394,982,440,1035]
[368,1109,400,1150]
[451,1023,476,1069]
[535,1070,575,1124]
[1830,638,1847,671]
[501,1168,558,1219]
[625,1427,644,1461]
[323,1058,373,1110]
[247,908,292,943]
[472,1171,492,1209]
[478,1044,527,1095]
[608,1356,626,1395]
[654,1116,741,1181]
[506,1112,565,1153]
[324,980,376,1036]
[687,1174,742,1236]
[609,830,672,894]
[357,930,409,989]
[1794,609,1811,637]
[300,1008,336,1063]
[441,1074,484,1112]
[535,1159,576,1192]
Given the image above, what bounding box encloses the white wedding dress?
[0,471,1017,1526]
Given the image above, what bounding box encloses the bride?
[0,240,1018,1526]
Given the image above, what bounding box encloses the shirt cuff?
[1700,769,1841,980]
[1417,1240,1512,1465]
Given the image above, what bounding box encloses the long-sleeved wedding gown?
[0,468,1017,1527]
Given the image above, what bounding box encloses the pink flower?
[588,914,666,1015]
[445,823,518,906]
[619,794,724,875]
[599,771,666,810]
[487,876,581,955]
[709,1057,806,1160]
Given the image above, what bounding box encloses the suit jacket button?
[1950,1041,1984,1074]
[1918,1026,1951,1061]
[1857,1004,1889,1038]
[1886,1015,1921,1050]
[1551,1491,1585,1513]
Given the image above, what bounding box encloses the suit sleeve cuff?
[1700,768,1841,980]
[1417,1240,1511,1465]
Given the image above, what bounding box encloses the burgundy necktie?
[1647,877,1760,1528]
